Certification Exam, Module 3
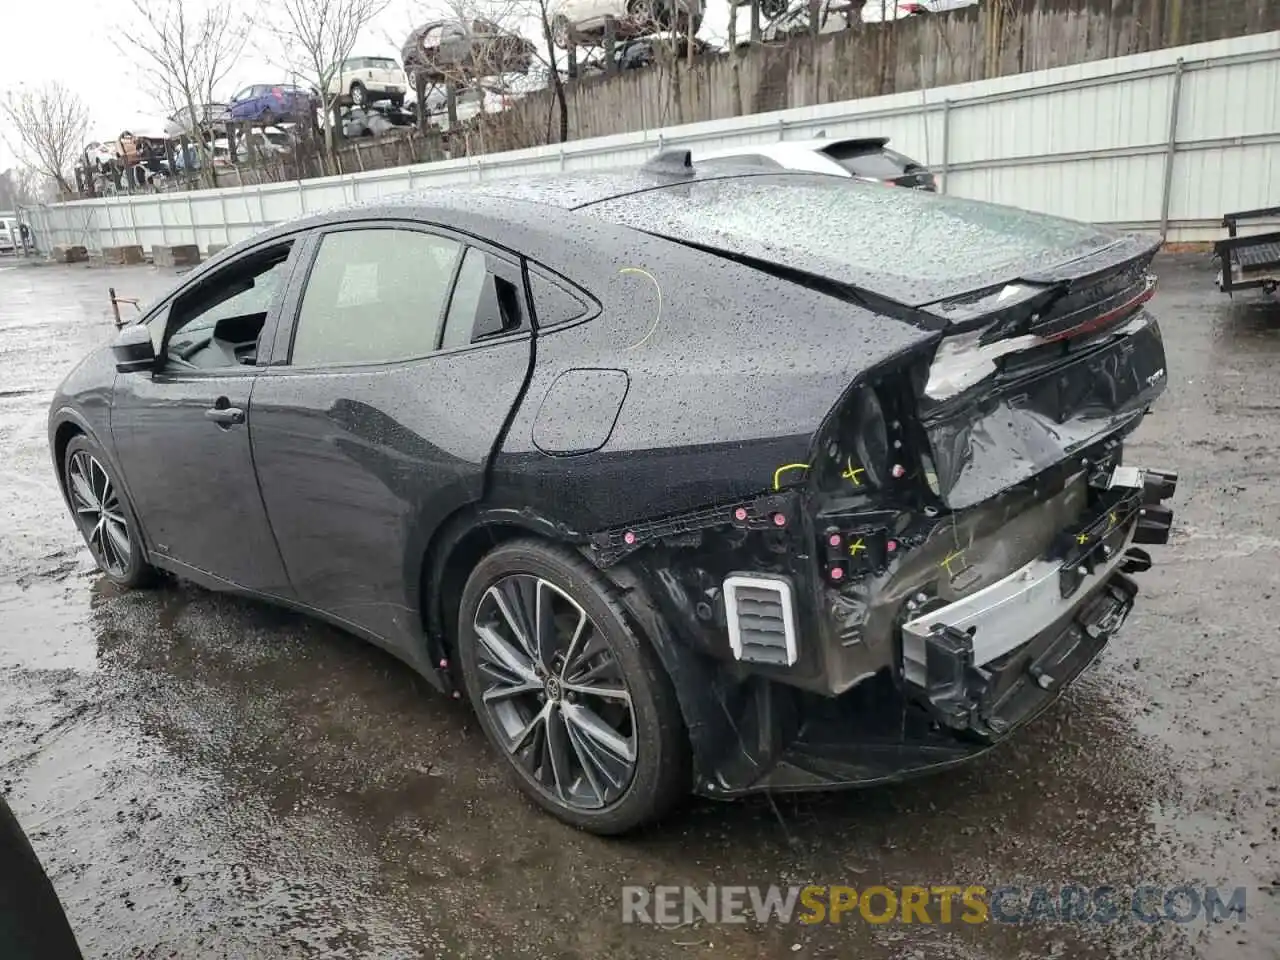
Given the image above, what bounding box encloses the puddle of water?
[0,578,101,673]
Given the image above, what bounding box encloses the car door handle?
[206,406,245,426]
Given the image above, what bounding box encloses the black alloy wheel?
[62,436,152,588]
[457,540,689,834]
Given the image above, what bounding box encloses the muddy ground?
[0,254,1276,959]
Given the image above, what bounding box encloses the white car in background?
[690,136,938,190]
[326,56,409,108]
[0,218,15,254]
[552,0,705,48]
[744,0,856,42]
[861,0,979,22]
[420,85,514,130]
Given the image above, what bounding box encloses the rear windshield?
[824,144,922,179]
[581,174,1115,306]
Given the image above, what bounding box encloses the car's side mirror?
[113,323,156,373]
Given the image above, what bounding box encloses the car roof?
[265,165,803,228]
[215,166,817,280]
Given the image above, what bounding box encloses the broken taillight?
[1038,274,1157,343]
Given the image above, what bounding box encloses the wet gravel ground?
[0,254,1276,959]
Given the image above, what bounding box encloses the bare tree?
[117,0,249,186]
[0,83,87,197]
[266,0,392,160]
[526,0,569,143]
[0,167,38,210]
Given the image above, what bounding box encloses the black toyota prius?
[49,154,1177,834]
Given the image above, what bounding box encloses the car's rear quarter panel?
[487,223,937,531]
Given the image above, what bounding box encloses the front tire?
[349,82,367,108]
[457,540,690,834]
[62,435,154,588]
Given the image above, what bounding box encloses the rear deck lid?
[580,173,1136,310]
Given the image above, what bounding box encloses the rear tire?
[349,82,368,108]
[62,435,155,589]
[457,539,690,834]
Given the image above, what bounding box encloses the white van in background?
[0,217,17,254]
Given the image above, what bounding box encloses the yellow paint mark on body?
[772,463,810,491]
[841,458,865,487]
[618,267,663,350]
[940,549,966,576]
[1076,533,1090,545]
[848,537,866,558]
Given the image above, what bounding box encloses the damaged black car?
[48,154,1176,834]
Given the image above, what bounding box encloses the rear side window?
[442,248,526,348]
[290,228,461,365]
[528,270,589,329]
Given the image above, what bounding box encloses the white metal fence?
[23,30,1280,253]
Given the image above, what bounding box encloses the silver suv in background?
[691,136,938,190]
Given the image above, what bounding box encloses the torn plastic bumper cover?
[606,464,1177,798]
[900,467,1174,738]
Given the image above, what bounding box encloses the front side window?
[146,304,171,355]
[290,228,462,366]
[163,243,294,370]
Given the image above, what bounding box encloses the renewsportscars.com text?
[621,884,1247,926]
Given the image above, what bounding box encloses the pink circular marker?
[734,507,748,521]
[830,567,844,581]
[887,540,898,552]
[624,531,636,544]
[773,513,787,527]
[828,533,841,547]
[892,464,906,478]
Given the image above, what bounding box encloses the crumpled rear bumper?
[697,565,1133,796]
[689,466,1176,798]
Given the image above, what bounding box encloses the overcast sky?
[0,0,738,170]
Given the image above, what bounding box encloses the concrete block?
[49,245,88,264]
[207,243,228,257]
[103,245,146,265]
[152,244,201,268]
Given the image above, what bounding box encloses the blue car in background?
[227,84,315,125]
